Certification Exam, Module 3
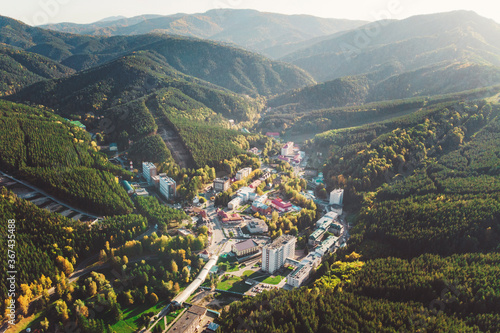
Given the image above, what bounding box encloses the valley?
[1,7,500,333]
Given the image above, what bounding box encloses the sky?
[3,0,500,26]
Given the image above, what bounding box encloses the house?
[266,132,280,139]
[281,141,294,156]
[109,143,118,152]
[278,155,290,163]
[287,263,313,288]
[315,211,339,228]
[214,178,230,192]
[236,167,252,181]
[287,252,322,288]
[249,179,262,189]
[151,175,160,188]
[232,239,260,257]
[251,201,271,215]
[236,187,255,202]
[247,219,269,234]
[259,172,271,181]
[329,223,343,236]
[271,198,293,213]
[292,154,302,164]
[315,235,338,256]
[168,305,207,333]
[177,229,192,237]
[134,188,149,196]
[218,210,243,223]
[248,147,259,155]
[199,250,210,260]
[192,207,207,219]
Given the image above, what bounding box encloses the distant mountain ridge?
[0,15,315,96]
[282,10,500,82]
[39,9,367,58]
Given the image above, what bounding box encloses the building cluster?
[286,211,343,288]
[142,162,177,200]
[309,211,343,246]
[277,141,304,165]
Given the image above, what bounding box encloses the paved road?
[143,202,228,332]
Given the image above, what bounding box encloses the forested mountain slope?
[283,11,500,82]
[0,45,74,96]
[0,100,133,215]
[0,15,315,96]
[40,9,366,59]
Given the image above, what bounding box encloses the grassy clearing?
[110,300,167,333]
[216,275,252,293]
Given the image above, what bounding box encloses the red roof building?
[271,198,293,212]
[218,210,243,223]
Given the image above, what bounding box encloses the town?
[115,138,349,332]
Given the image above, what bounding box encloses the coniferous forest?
[2,8,500,333]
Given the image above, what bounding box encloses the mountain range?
[39,9,367,59]
[282,10,500,82]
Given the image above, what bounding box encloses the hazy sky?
[3,0,500,26]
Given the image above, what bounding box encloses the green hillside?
[40,9,366,59]
[8,51,264,168]
[0,15,315,96]
[0,100,134,215]
[283,11,500,82]
[0,45,74,96]
[9,50,262,130]
[268,63,500,114]
[219,99,500,333]
[221,252,500,332]
[259,85,500,135]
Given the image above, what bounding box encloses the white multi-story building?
[286,252,321,288]
[236,167,252,181]
[228,197,242,210]
[262,235,296,274]
[159,175,176,200]
[330,188,344,205]
[315,211,339,228]
[142,162,157,185]
[315,236,338,256]
[287,264,311,288]
[236,186,256,202]
[281,142,294,156]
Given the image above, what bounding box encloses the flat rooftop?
[265,234,295,250]
[168,305,207,332]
